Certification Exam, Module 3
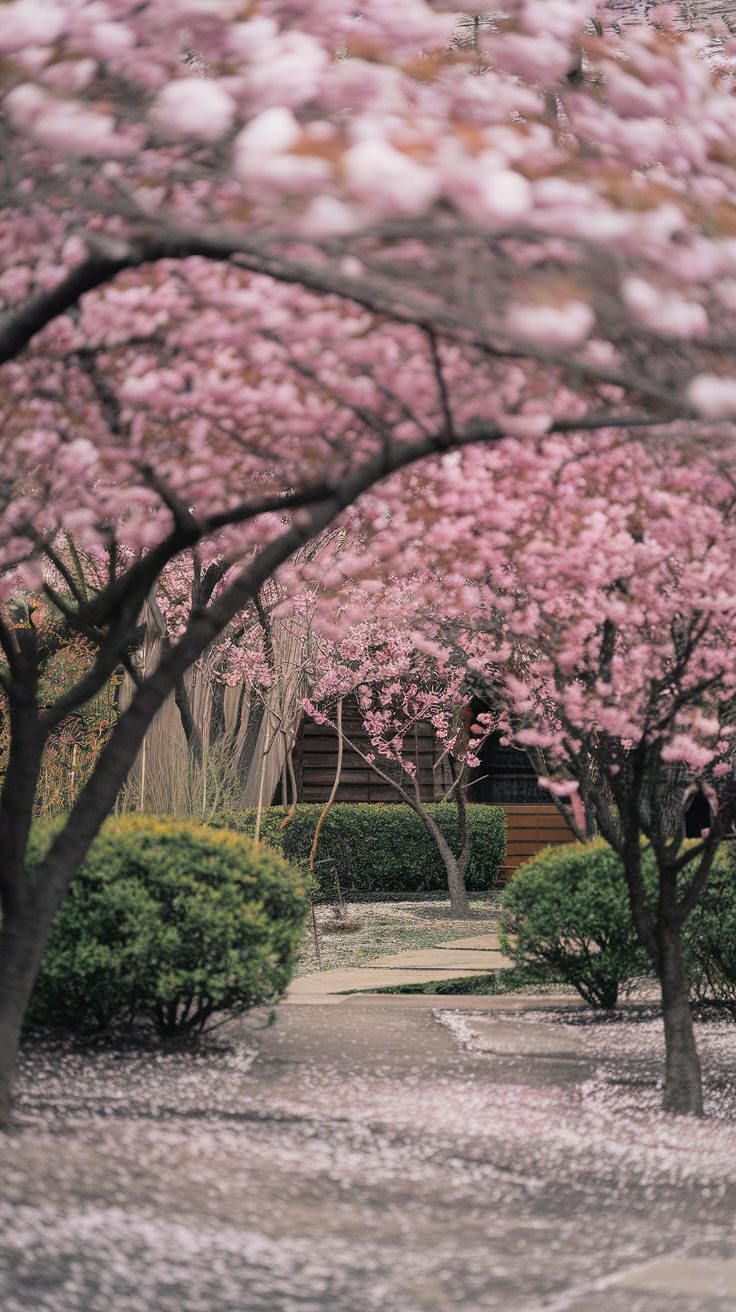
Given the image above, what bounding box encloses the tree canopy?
[2,0,736,1120]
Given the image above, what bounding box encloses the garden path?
[4,996,736,1310]
[285,930,510,1002]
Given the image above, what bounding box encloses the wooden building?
[466,734,575,877]
[292,698,574,879]
[295,697,438,804]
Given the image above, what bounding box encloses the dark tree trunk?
[427,762,472,917]
[173,675,203,766]
[444,849,472,917]
[451,778,472,916]
[209,680,227,748]
[236,693,265,787]
[617,808,703,1114]
[0,665,196,1123]
[0,895,56,1125]
[659,919,703,1116]
[423,819,471,917]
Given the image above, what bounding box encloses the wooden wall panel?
[501,805,575,879]
[298,701,439,804]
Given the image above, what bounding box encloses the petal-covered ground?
[2,999,735,1311]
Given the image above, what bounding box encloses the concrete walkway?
[286,930,511,1003]
[8,995,735,1311]
[7,970,734,1306]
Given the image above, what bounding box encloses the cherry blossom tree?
[1,0,736,1122]
[305,602,485,915]
[347,434,736,1114]
[147,540,354,822]
[148,553,292,805]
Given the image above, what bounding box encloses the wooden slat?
[303,722,434,739]
[300,697,440,803]
[507,832,573,845]
[500,803,576,880]
[302,738,436,756]
[299,709,579,873]
[506,820,572,833]
[507,835,571,847]
[507,816,573,827]
[503,805,571,816]
[506,825,573,836]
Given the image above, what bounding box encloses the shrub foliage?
[208,803,506,899]
[685,847,736,1013]
[28,815,309,1034]
[499,839,654,1008]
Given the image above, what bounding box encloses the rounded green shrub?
[28,815,310,1034]
[499,839,654,1008]
[208,803,506,899]
[684,846,736,1012]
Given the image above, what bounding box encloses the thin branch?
[136,462,201,537]
[0,221,697,425]
[202,482,334,534]
[76,352,127,438]
[309,697,344,872]
[41,582,91,634]
[0,245,141,364]
[120,651,143,691]
[261,330,396,450]
[38,539,89,611]
[426,327,455,443]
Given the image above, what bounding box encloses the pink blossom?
[89,22,135,58]
[0,1,65,54]
[494,32,573,82]
[455,162,532,224]
[622,277,708,340]
[234,106,300,157]
[7,87,119,156]
[687,375,736,420]
[515,727,556,748]
[152,80,236,143]
[343,140,438,218]
[499,413,551,440]
[506,301,594,348]
[661,736,715,772]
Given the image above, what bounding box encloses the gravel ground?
[2,998,735,1312]
[295,897,500,976]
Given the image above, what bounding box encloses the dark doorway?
[684,789,712,839]
[466,700,549,806]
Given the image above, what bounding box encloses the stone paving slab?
[285,966,484,1002]
[287,933,511,1003]
[366,947,508,970]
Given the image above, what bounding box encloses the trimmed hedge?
[27,815,310,1034]
[207,803,506,900]
[499,839,654,1008]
